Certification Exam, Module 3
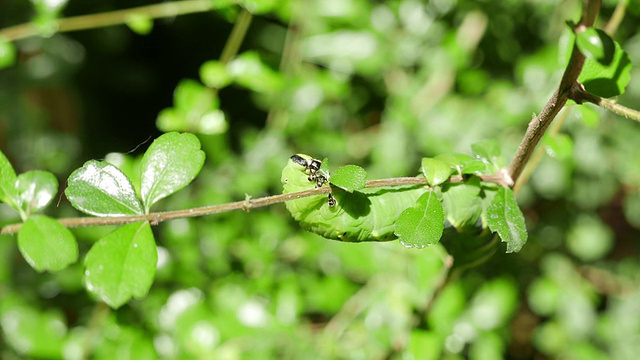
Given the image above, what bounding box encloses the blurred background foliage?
[1,0,640,358]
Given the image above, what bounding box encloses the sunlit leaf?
[200,60,233,89]
[125,13,154,35]
[407,330,442,360]
[566,215,613,261]
[576,28,614,65]
[15,170,58,217]
[578,37,631,98]
[0,301,66,358]
[0,38,17,69]
[421,157,453,186]
[486,187,527,253]
[84,222,157,308]
[395,191,444,248]
[227,51,284,94]
[140,132,205,212]
[435,153,487,175]
[441,178,483,231]
[543,133,573,160]
[0,149,17,205]
[330,165,366,192]
[65,160,144,217]
[156,80,227,135]
[242,0,279,14]
[528,277,561,316]
[471,139,504,170]
[17,216,78,272]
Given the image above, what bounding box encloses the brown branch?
[569,83,640,122]
[0,173,510,235]
[508,0,601,185]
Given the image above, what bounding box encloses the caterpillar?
[281,154,428,242]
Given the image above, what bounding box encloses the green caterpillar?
[281,154,428,242]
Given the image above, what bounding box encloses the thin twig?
[0,173,510,235]
[507,0,601,184]
[513,108,570,195]
[0,0,225,42]
[569,83,640,122]
[219,8,252,64]
[604,0,626,35]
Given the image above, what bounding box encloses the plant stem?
[604,0,626,35]
[219,8,252,64]
[0,173,509,235]
[569,84,640,122]
[513,108,570,195]
[0,0,226,42]
[507,0,601,184]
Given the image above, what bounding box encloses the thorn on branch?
[243,195,252,212]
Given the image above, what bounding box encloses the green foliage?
[0,38,16,69]
[18,216,77,272]
[15,170,58,218]
[421,158,453,186]
[157,80,227,134]
[329,164,366,192]
[487,187,528,253]
[578,32,632,97]
[0,296,67,358]
[1,0,639,359]
[200,60,233,89]
[395,191,444,248]
[576,28,614,64]
[84,222,157,308]
[140,132,205,213]
[0,149,17,207]
[66,160,145,217]
[125,13,154,35]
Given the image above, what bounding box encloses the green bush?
[1,0,640,359]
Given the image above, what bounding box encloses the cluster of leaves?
[325,141,526,255]
[1,132,204,308]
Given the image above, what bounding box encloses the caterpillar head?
[282,154,327,193]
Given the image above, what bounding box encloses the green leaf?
[156,80,227,135]
[395,191,445,248]
[578,37,632,98]
[84,222,157,308]
[0,149,17,205]
[0,38,17,69]
[330,165,366,192]
[227,51,284,94]
[406,331,442,360]
[242,0,279,14]
[65,160,144,217]
[579,105,600,127]
[435,153,487,175]
[0,301,66,358]
[421,158,453,186]
[15,170,58,217]
[441,179,483,231]
[17,216,78,272]
[486,187,527,253]
[200,60,233,89]
[566,215,613,261]
[140,132,205,212]
[125,13,154,35]
[471,139,504,170]
[174,79,217,111]
[543,133,573,160]
[576,28,614,65]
